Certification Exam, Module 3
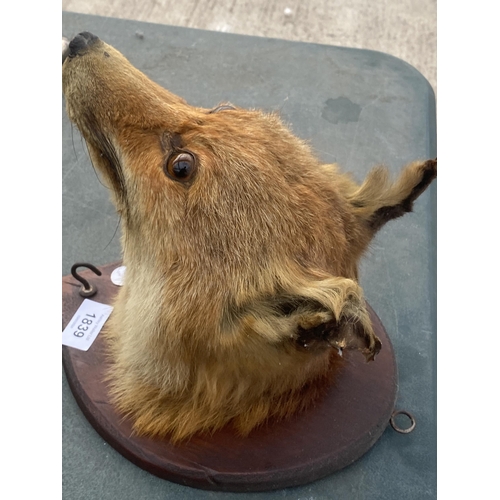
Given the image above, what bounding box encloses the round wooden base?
[62,262,397,492]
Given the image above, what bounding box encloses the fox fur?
[62,32,436,442]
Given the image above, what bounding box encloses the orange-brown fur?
[62,34,436,442]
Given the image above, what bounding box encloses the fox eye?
[165,152,196,182]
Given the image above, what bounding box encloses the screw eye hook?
[390,410,416,434]
[71,263,102,297]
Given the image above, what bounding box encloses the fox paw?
[296,310,382,362]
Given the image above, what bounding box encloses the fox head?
[62,32,436,440]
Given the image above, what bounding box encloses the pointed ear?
[347,158,436,232]
[236,276,382,362]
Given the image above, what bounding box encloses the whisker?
[278,95,289,114]
[84,141,111,191]
[103,214,122,251]
[313,148,337,161]
[70,124,78,159]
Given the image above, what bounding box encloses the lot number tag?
[62,299,113,351]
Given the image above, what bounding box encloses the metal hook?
[390,410,416,434]
[71,263,102,298]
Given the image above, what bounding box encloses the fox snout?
[64,31,99,62]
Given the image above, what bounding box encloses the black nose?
[66,32,99,60]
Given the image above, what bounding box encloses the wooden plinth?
[62,262,397,492]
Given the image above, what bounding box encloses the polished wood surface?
[62,262,397,492]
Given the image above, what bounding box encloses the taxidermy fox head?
[62,32,436,441]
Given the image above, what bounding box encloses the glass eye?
[165,152,196,182]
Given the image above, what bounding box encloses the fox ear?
[346,158,437,232]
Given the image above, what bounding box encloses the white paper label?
[62,299,113,351]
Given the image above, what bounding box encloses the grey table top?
[62,11,436,500]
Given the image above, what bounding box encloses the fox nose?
[63,32,99,63]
